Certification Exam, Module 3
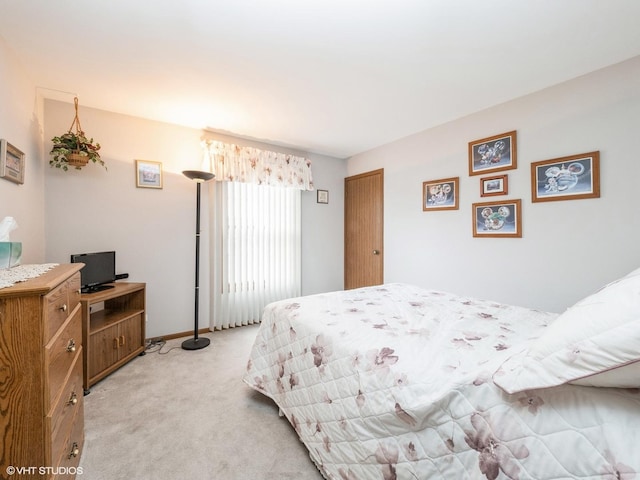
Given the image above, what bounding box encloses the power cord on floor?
[145,338,181,355]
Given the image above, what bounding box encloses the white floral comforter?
[243,284,640,480]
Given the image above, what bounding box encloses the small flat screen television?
[70,251,116,293]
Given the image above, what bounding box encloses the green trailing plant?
[49,97,106,171]
[50,131,104,171]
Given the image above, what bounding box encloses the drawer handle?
[68,442,79,459]
[66,339,76,353]
[68,392,78,406]
[113,338,119,350]
[119,335,126,347]
[59,303,68,313]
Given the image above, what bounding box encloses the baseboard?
[146,328,210,343]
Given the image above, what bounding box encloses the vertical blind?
[209,180,301,329]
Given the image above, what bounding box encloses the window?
[210,181,301,329]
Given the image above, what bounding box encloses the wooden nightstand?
[80,282,146,393]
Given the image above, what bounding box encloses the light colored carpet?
[78,325,324,480]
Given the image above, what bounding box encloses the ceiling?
[2,1,640,159]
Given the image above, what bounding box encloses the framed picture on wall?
[531,151,600,203]
[317,189,329,204]
[480,174,508,197]
[0,139,25,184]
[468,130,517,176]
[423,176,459,211]
[135,160,163,189]
[472,199,522,238]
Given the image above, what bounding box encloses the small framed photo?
[136,160,163,189]
[531,151,600,203]
[317,189,329,204]
[480,174,508,197]
[469,130,517,176]
[472,199,522,238]
[423,177,459,211]
[0,139,25,184]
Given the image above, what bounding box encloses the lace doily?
[0,263,59,289]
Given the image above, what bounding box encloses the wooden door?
[344,169,384,289]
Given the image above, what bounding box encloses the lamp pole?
[182,170,215,350]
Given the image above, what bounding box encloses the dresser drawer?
[48,351,83,468]
[45,305,82,408]
[44,272,81,344]
[51,400,84,480]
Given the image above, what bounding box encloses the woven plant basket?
[51,97,102,170]
[67,152,89,167]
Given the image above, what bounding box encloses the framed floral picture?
[468,130,517,176]
[423,177,459,211]
[531,151,600,202]
[472,199,522,238]
[135,160,163,189]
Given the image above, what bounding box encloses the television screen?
[70,251,116,293]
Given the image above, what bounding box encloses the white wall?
[348,56,640,313]
[0,38,46,262]
[43,100,345,338]
[301,152,345,294]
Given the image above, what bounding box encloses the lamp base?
[181,337,211,350]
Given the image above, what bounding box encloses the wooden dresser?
[0,264,85,480]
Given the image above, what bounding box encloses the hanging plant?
[49,97,105,171]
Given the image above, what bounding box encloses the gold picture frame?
[135,160,163,189]
[531,151,600,202]
[423,177,459,211]
[480,174,508,197]
[472,199,522,238]
[468,130,517,176]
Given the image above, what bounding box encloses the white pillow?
[494,267,640,394]
[570,361,640,387]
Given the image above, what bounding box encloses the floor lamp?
[182,169,215,350]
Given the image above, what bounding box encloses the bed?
[243,270,640,479]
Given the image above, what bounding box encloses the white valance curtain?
[203,140,314,191]
[204,140,312,330]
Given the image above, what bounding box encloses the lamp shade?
[183,170,215,182]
